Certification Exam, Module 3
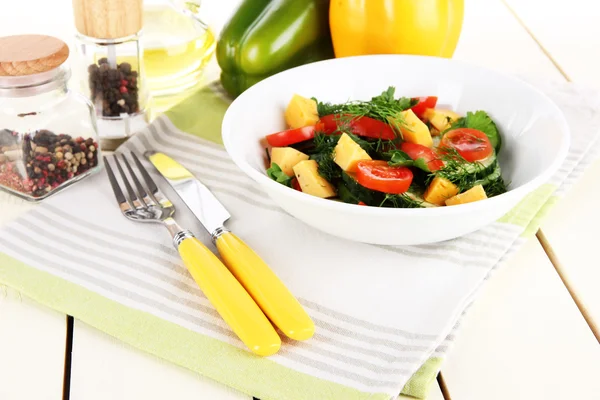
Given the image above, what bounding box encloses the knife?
[145,151,315,341]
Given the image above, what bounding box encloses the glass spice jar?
[72,0,150,141]
[0,34,102,201]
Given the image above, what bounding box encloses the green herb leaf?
[413,158,430,172]
[266,163,293,187]
[446,110,501,152]
[387,150,431,172]
[387,150,413,167]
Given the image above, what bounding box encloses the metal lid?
[0,34,69,76]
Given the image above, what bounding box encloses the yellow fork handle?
[178,236,281,356]
[215,232,315,341]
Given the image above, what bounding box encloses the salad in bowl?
[264,87,506,208]
[222,55,569,245]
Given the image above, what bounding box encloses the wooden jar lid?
[72,0,143,39]
[0,35,69,76]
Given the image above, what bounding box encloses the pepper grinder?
[72,0,150,147]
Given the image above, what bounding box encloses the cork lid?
[0,35,69,76]
[72,0,143,39]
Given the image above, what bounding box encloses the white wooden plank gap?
[0,288,67,400]
[442,238,600,399]
[500,0,572,81]
[537,231,600,343]
[503,0,600,89]
[502,0,600,342]
[70,320,252,400]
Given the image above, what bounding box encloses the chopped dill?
[379,193,424,208]
[311,151,341,182]
[429,148,487,191]
[313,86,417,136]
[482,174,508,197]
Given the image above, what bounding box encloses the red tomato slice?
[410,96,438,119]
[357,201,367,206]
[400,142,444,172]
[292,178,302,192]
[356,160,413,194]
[265,124,322,147]
[319,114,396,140]
[441,128,493,162]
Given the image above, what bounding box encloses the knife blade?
[145,151,315,342]
[143,151,230,237]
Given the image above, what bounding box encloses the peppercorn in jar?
[0,34,102,201]
[72,0,150,143]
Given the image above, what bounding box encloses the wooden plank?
[537,160,600,339]
[70,320,446,400]
[69,320,249,400]
[503,0,600,87]
[441,0,600,398]
[442,238,600,399]
[503,0,600,340]
[451,0,563,80]
[0,288,67,400]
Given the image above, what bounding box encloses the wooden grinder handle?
[72,0,143,39]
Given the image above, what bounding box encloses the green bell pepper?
[216,0,334,98]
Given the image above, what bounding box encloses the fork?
[103,153,281,357]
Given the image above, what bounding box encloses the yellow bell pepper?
[329,0,464,58]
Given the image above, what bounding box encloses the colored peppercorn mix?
[0,129,99,198]
[88,58,140,117]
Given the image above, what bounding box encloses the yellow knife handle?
[215,232,315,341]
[178,236,281,356]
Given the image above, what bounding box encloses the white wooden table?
[1,0,600,399]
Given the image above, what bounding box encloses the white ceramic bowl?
[222,55,570,245]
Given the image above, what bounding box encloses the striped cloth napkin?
[0,79,599,400]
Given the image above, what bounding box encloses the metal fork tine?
[113,155,145,209]
[130,152,159,193]
[104,156,128,205]
[120,153,156,206]
[130,152,172,207]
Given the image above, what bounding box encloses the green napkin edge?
[0,252,387,400]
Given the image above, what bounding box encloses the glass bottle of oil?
[141,0,216,116]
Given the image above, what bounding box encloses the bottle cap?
[0,35,69,76]
[72,0,143,39]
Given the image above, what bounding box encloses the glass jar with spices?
[0,34,102,201]
[72,0,150,143]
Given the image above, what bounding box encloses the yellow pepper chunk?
[397,109,433,147]
[424,176,460,206]
[424,108,461,133]
[293,160,336,198]
[285,94,319,129]
[445,184,488,206]
[271,147,309,177]
[333,133,372,173]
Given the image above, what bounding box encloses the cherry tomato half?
[410,96,438,119]
[400,142,444,172]
[292,178,302,192]
[356,160,413,194]
[319,114,396,140]
[265,123,323,147]
[441,128,493,162]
